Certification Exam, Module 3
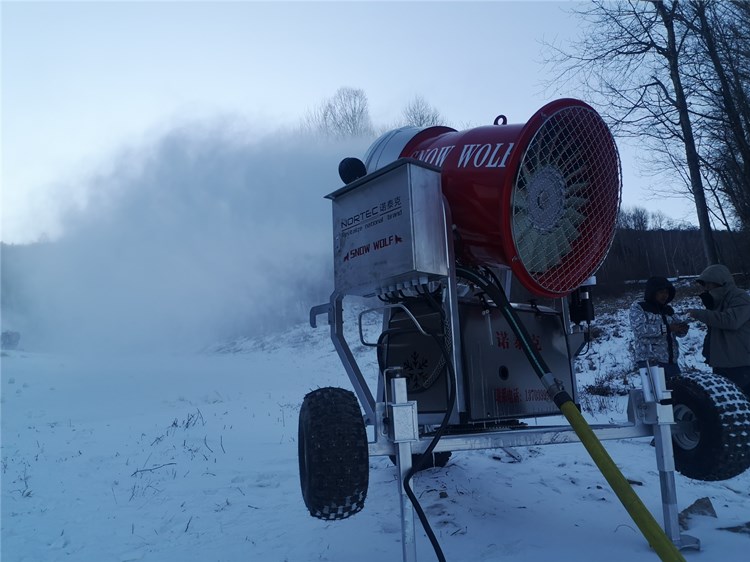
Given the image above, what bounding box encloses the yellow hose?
[559,401,685,562]
[456,267,686,560]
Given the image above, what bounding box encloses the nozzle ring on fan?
[526,165,566,233]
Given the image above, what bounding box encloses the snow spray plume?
[2,120,370,353]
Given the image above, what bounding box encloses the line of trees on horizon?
[596,205,750,290]
[300,87,447,140]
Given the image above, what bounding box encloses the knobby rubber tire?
[669,372,750,481]
[298,387,369,520]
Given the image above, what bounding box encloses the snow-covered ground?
[2,292,750,562]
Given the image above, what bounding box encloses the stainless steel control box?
[327,159,449,297]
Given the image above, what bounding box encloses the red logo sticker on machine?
[494,387,521,404]
[496,330,543,352]
[343,234,403,262]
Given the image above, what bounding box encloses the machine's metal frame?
[309,159,699,561]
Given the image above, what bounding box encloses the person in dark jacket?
[687,264,750,395]
[629,276,689,378]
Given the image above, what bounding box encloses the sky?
[1,0,699,245]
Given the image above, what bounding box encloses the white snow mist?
[2,119,371,352]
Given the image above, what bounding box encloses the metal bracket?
[309,303,332,329]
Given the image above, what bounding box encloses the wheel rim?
[673,403,700,450]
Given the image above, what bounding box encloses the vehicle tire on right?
[669,371,750,481]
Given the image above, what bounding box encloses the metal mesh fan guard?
[510,104,621,296]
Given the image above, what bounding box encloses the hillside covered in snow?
[3,287,750,562]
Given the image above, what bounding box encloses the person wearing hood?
[629,276,689,377]
[687,264,750,395]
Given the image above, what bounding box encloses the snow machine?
[299,98,750,561]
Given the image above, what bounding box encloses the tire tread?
[298,387,369,520]
[670,372,750,481]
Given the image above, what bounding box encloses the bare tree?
[631,207,651,231]
[685,1,750,229]
[303,87,374,139]
[617,207,635,230]
[400,95,445,127]
[544,0,719,264]
[650,210,669,229]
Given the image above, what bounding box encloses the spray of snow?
[2,118,371,352]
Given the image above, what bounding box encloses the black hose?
[399,287,456,562]
[399,271,569,561]
[456,266,573,407]
[459,268,546,375]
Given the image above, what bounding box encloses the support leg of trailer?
[645,366,701,551]
[388,374,420,562]
[396,441,417,562]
